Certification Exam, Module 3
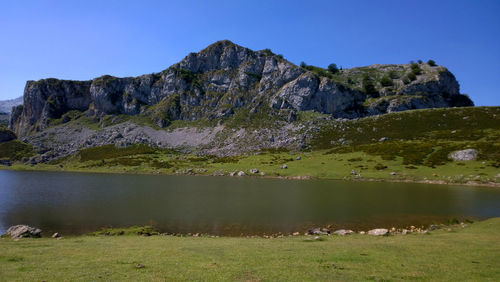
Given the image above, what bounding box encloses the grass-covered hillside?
[1,218,499,280]
[6,106,499,186]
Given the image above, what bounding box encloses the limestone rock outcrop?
[10,40,473,136]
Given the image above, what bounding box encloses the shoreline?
[2,165,499,188]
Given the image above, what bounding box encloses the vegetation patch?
[78,144,157,162]
[87,226,159,236]
[0,140,35,161]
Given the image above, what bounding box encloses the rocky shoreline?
[2,164,499,188]
[2,221,474,240]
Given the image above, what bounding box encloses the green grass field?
[1,218,499,281]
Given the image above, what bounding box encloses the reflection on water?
[0,170,499,235]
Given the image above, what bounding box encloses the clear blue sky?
[1,0,499,105]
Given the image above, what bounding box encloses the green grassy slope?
[4,107,500,185]
[1,218,499,281]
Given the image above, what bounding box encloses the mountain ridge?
[10,40,473,136]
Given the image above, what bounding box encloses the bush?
[427,59,436,66]
[262,48,274,56]
[300,61,307,68]
[388,70,399,79]
[374,163,387,170]
[362,76,377,94]
[410,63,422,75]
[407,72,417,81]
[327,63,339,74]
[380,75,393,87]
[417,59,423,64]
[276,54,284,59]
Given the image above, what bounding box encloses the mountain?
[0,96,22,126]
[4,40,477,163]
[10,40,472,137]
[0,96,22,114]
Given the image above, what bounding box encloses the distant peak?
[199,40,247,54]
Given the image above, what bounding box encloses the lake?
[0,170,499,236]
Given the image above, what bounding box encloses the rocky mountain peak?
[10,41,473,136]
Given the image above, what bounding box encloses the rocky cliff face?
[10,40,473,136]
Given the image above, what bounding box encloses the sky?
[1,0,499,105]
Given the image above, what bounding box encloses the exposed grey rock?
[333,229,354,235]
[4,225,42,238]
[379,137,388,142]
[296,156,301,160]
[280,164,288,169]
[449,149,478,161]
[307,227,330,235]
[367,228,389,236]
[249,168,259,174]
[237,171,245,176]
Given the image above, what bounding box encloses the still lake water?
[0,170,499,236]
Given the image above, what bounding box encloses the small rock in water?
[51,232,61,238]
[280,164,288,169]
[314,236,321,240]
[296,156,301,160]
[390,172,397,176]
[367,228,389,236]
[260,171,265,176]
[359,231,366,235]
[292,232,300,236]
[135,264,145,269]
[379,137,388,142]
[229,171,237,176]
[249,168,259,174]
[237,171,245,176]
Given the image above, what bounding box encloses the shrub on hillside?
[362,76,377,94]
[327,63,339,74]
[380,75,393,87]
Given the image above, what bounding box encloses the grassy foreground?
[1,218,499,281]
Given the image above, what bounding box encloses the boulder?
[249,168,259,174]
[333,229,354,236]
[367,228,389,236]
[4,225,42,238]
[237,171,246,176]
[307,227,330,235]
[449,149,478,161]
[280,164,288,169]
